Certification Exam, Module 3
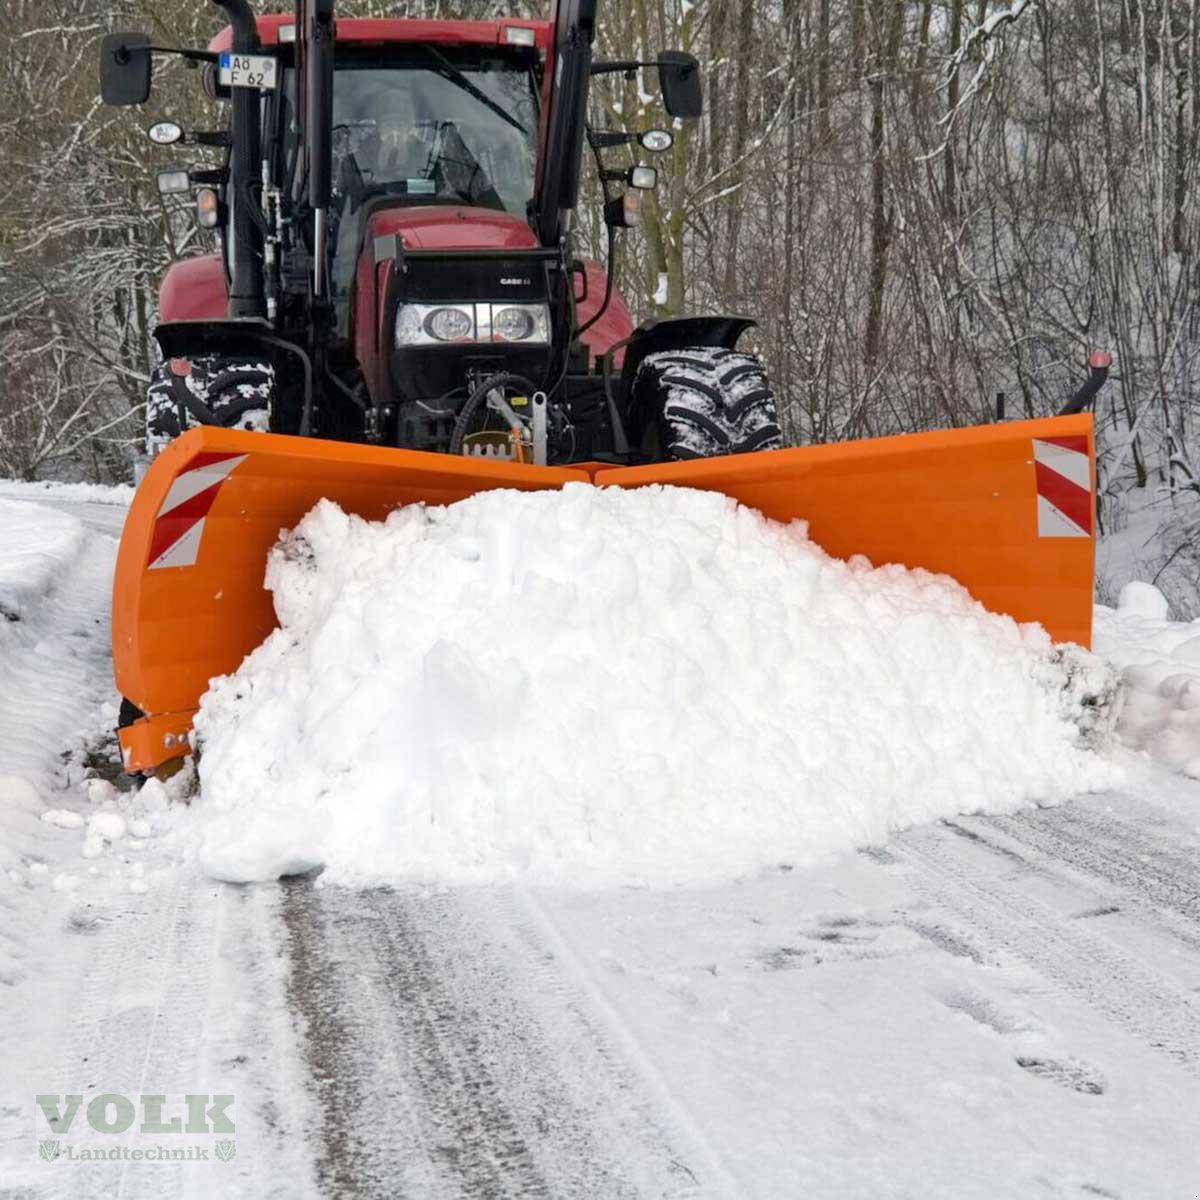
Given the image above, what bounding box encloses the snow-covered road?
[2,488,1200,1198]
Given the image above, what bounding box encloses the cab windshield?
[330,48,539,216]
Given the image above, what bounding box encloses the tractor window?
[330,49,538,217]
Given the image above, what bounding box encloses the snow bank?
[193,485,1118,887]
[0,498,84,626]
[0,478,133,506]
[1095,582,1200,779]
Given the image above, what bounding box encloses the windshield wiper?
[416,47,528,136]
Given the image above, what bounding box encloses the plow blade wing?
[597,414,1095,647]
[114,427,589,772]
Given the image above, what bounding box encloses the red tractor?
[101,0,782,468]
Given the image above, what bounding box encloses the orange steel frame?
[113,415,1095,772]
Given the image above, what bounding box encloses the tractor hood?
[352,205,550,401]
[367,206,539,253]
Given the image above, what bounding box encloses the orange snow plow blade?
[113,427,589,772]
[598,413,1095,647]
[114,414,1095,772]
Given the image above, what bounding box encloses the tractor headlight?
[492,305,551,343]
[395,302,550,347]
[492,306,534,341]
[425,306,474,342]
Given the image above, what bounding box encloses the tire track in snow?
[503,887,740,1199]
[13,875,317,1200]
[932,808,1200,961]
[0,503,313,1199]
[282,881,705,1199]
[981,806,1200,927]
[893,819,1200,1077]
[41,879,209,1200]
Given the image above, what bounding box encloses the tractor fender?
[159,254,227,323]
[576,260,634,362]
[618,315,756,390]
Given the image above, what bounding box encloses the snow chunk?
[193,486,1117,887]
[1095,593,1200,778]
[85,778,116,806]
[40,809,85,830]
[87,811,127,841]
[139,777,181,815]
[0,776,42,812]
[1118,580,1171,621]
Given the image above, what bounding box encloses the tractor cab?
[99,1,779,470]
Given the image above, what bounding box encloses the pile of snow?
[0,478,133,506]
[192,485,1117,887]
[1094,581,1200,779]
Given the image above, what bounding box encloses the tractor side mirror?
[100,32,152,106]
[658,52,702,119]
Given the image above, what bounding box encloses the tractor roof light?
[147,121,183,146]
[503,26,537,46]
[195,187,220,229]
[639,128,673,152]
[156,169,191,195]
[629,165,658,190]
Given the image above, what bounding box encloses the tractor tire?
[633,346,784,460]
[145,355,274,456]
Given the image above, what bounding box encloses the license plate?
[218,52,277,91]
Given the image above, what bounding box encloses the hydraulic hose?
[448,373,541,457]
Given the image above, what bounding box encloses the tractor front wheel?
[145,356,274,456]
[633,346,784,461]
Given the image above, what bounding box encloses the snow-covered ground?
[1,480,1199,1198]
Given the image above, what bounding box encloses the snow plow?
[101,1,1103,773]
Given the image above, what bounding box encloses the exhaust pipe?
[1059,350,1112,416]
[305,1,336,299]
[211,1,264,319]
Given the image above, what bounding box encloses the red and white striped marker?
[146,452,246,570]
[1032,436,1091,538]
